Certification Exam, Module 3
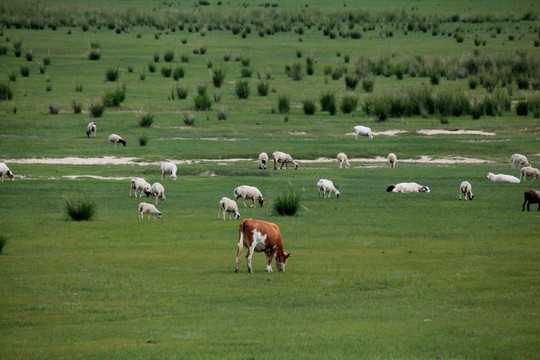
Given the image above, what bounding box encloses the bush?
[319,92,336,115]
[273,190,301,216]
[470,97,484,119]
[468,76,479,89]
[102,84,126,107]
[517,76,529,90]
[515,101,528,116]
[13,39,22,57]
[183,113,195,125]
[218,108,227,120]
[71,100,82,114]
[163,49,174,62]
[20,65,30,77]
[89,100,104,118]
[345,75,359,90]
[257,81,269,96]
[0,235,7,254]
[65,197,96,221]
[278,94,290,114]
[362,77,374,92]
[161,65,172,78]
[234,80,250,99]
[302,99,316,115]
[287,62,302,81]
[25,49,32,61]
[212,68,225,88]
[148,63,156,73]
[175,85,188,99]
[88,47,101,60]
[529,95,540,118]
[105,67,119,81]
[434,90,454,122]
[240,67,252,78]
[340,95,358,114]
[409,85,435,117]
[139,111,154,127]
[0,82,13,101]
[364,95,390,121]
[194,93,212,110]
[48,103,59,114]
[139,135,148,146]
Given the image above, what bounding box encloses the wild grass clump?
[234,80,250,99]
[470,97,484,119]
[302,99,316,115]
[13,38,22,57]
[278,94,290,114]
[175,85,188,99]
[319,92,336,115]
[139,135,148,146]
[65,197,96,221]
[273,190,301,216]
[529,95,540,118]
[362,77,374,92]
[25,48,32,61]
[257,81,269,96]
[20,65,30,77]
[194,93,212,110]
[183,113,195,125]
[345,75,359,90]
[0,82,13,100]
[105,67,119,81]
[48,104,59,114]
[138,111,154,127]
[218,108,227,120]
[161,65,172,78]
[286,62,302,81]
[515,101,528,116]
[434,90,454,122]
[89,100,104,118]
[363,94,390,121]
[71,100,82,114]
[0,235,7,254]
[102,84,126,107]
[148,63,156,73]
[88,47,100,60]
[340,95,358,114]
[212,68,225,88]
[409,85,435,117]
[163,49,174,62]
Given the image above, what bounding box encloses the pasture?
[1,0,539,358]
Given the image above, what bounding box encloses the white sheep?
[317,179,340,199]
[86,122,96,138]
[510,154,529,168]
[272,151,299,170]
[337,152,350,168]
[151,182,166,204]
[459,181,474,200]
[234,185,265,208]
[520,166,540,181]
[218,197,241,220]
[161,162,178,181]
[387,182,430,193]
[258,152,269,170]
[130,178,152,197]
[486,172,520,184]
[0,163,14,182]
[354,125,373,140]
[388,153,397,168]
[108,133,126,147]
[139,202,161,219]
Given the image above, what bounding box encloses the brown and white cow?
[235,219,291,274]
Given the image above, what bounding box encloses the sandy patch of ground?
[417,129,496,136]
[346,129,407,137]
[298,156,491,165]
[63,175,131,180]
[289,131,307,136]
[156,137,247,141]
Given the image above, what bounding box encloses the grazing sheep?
[161,162,178,181]
[388,153,397,168]
[234,185,265,208]
[387,182,430,193]
[130,178,152,197]
[139,202,161,219]
[510,154,529,168]
[0,163,14,182]
[354,125,373,140]
[86,122,96,138]
[151,182,166,204]
[258,152,269,170]
[108,133,126,147]
[337,152,350,168]
[459,181,474,200]
[522,190,540,211]
[272,151,299,170]
[218,197,241,220]
[486,172,520,184]
[317,179,340,199]
[520,166,540,181]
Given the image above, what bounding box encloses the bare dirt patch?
[346,129,407,137]
[156,137,247,141]
[417,129,496,136]
[63,175,131,180]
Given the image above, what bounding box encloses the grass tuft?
[65,197,96,221]
[273,190,301,216]
[0,235,7,254]
[138,111,154,127]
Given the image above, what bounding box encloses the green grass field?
[1,0,539,359]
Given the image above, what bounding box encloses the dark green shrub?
[241,57,250,67]
[20,65,30,77]
[89,100,104,118]
[25,49,32,61]
[452,92,470,117]
[468,76,479,89]
[0,82,13,100]
[148,63,155,73]
[153,52,159,62]
[240,67,252,78]
[470,97,483,119]
[139,111,154,127]
[482,74,497,93]
[529,95,540,118]
[102,84,126,107]
[517,76,529,90]
[409,85,435,117]
[434,90,454,122]
[105,67,119,81]
[287,62,302,80]
[234,80,250,99]
[71,100,82,114]
[173,66,185,81]
[163,49,174,62]
[362,77,374,92]
[65,197,96,221]
[515,101,528,116]
[345,75,359,90]
[273,190,301,216]
[0,45,7,55]
[161,65,172,78]
[175,85,188,99]
[278,94,290,114]
[48,104,58,114]
[429,71,440,85]
[331,64,343,80]
[218,107,227,120]
[194,93,212,110]
[139,135,148,146]
[180,54,189,63]
[88,48,100,60]
[302,99,316,115]
[257,81,269,96]
[212,68,225,88]
[13,38,22,57]
[0,235,7,254]
[183,113,195,125]
[319,92,336,115]
[364,95,390,121]
[340,95,358,114]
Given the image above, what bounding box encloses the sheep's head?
[171,174,177,181]
[144,189,152,197]
[157,212,162,219]
[234,212,241,220]
[335,191,340,198]
[258,197,265,207]
[486,172,494,179]
[293,162,299,170]
[386,185,396,192]
[420,186,430,193]
[7,170,14,181]
[468,193,474,201]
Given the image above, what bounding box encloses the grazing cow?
[522,190,540,211]
[235,219,291,274]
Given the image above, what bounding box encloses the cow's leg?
[246,242,258,273]
[235,233,245,272]
[265,250,276,273]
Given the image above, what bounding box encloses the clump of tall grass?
[89,100,104,118]
[138,111,154,127]
[25,48,32,61]
[102,84,126,107]
[409,85,435,117]
[105,67,119,81]
[319,92,336,115]
[212,68,225,88]
[240,67,252,78]
[515,101,528,116]
[194,92,212,110]
[278,94,290,114]
[218,107,227,120]
[8,71,17,82]
[0,45,7,55]
[363,94,390,121]
[345,75,359,90]
[529,95,540,118]
[161,65,172,78]
[65,197,96,221]
[175,85,188,99]
[468,76,479,89]
[273,190,301,216]
[434,90,454,123]
[88,47,100,60]
[302,99,316,115]
[257,81,269,96]
[306,55,315,75]
[48,104,59,114]
[71,100,82,114]
[163,49,174,62]
[234,80,250,99]
[13,38,22,57]
[148,63,155,73]
[75,83,83,92]
[0,82,13,100]
[139,135,148,146]
[362,77,374,92]
[20,65,30,77]
[183,112,195,125]
[286,62,302,80]
[331,64,344,80]
[340,95,358,114]
[469,97,484,119]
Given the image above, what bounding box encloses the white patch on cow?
[251,229,267,253]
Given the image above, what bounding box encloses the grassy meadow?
[1,0,539,359]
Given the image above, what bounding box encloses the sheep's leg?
[273,158,277,170]
[250,198,256,207]
[280,162,285,170]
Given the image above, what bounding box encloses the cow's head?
[258,196,265,207]
[275,253,291,272]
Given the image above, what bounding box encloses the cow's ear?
[285,253,291,259]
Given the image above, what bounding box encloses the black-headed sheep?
[234,185,264,208]
[387,182,430,193]
[459,181,474,200]
[272,151,298,170]
[0,163,14,182]
[108,134,126,147]
[139,202,161,219]
[218,197,241,220]
[317,179,340,199]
